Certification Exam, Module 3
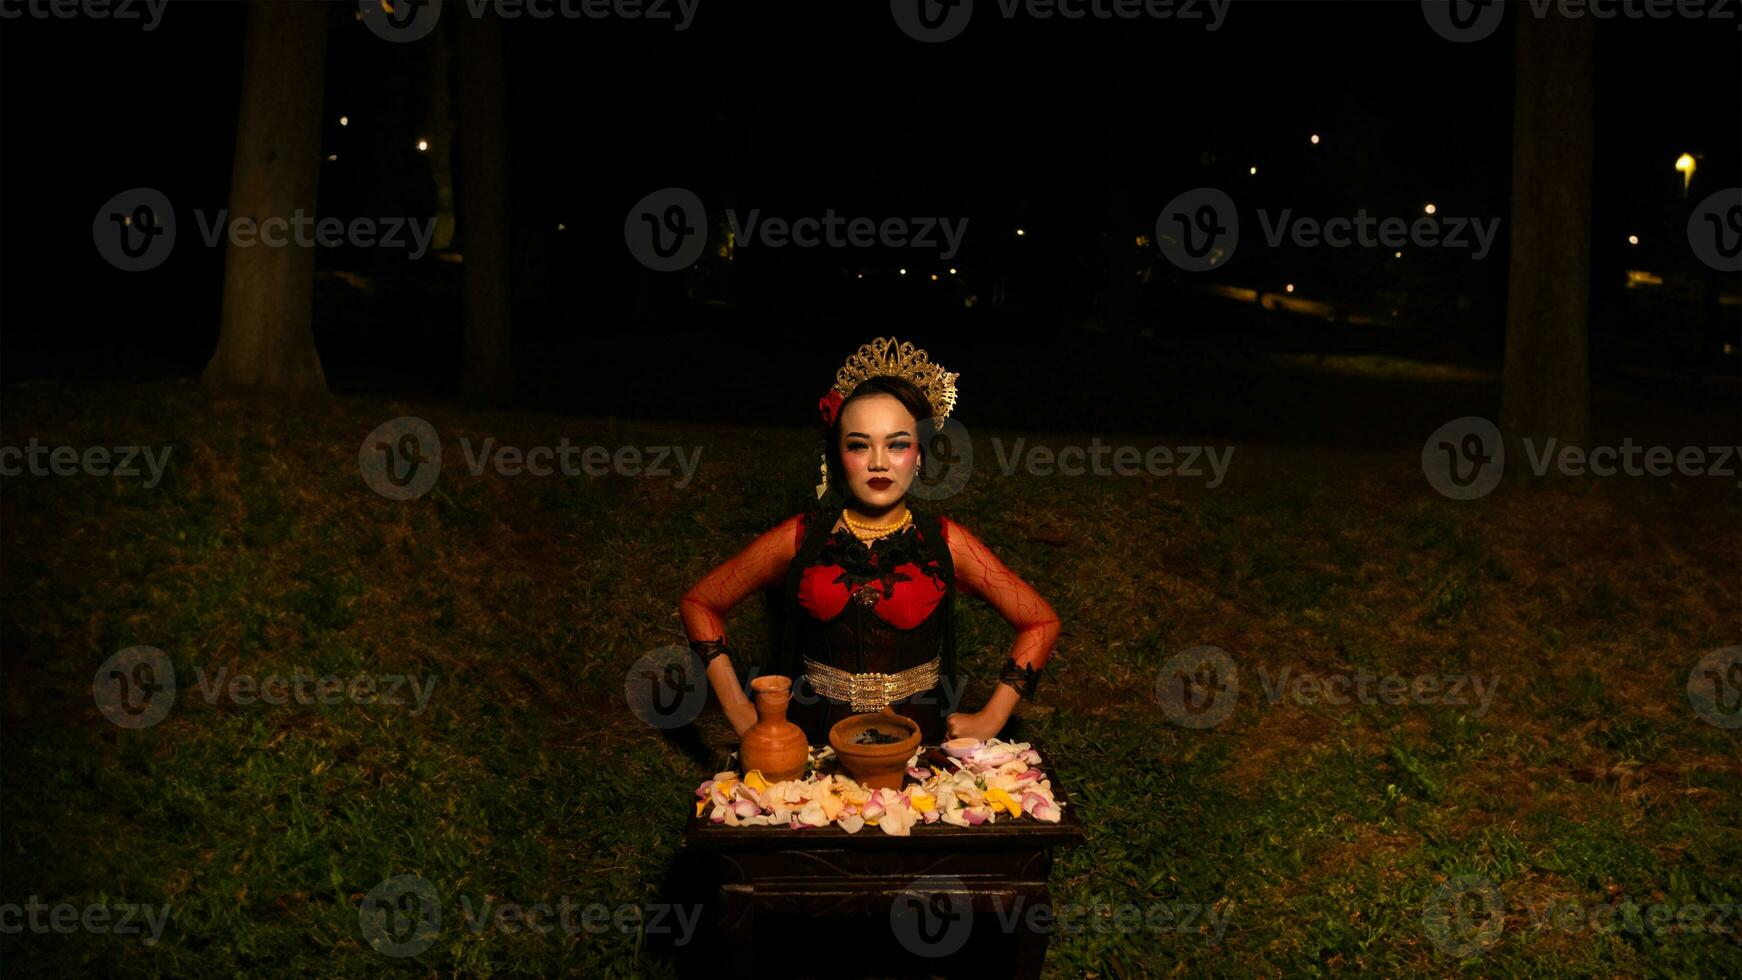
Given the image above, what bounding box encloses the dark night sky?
[1,1,1736,414]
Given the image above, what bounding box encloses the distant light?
[1424,203,1437,215]
[948,267,958,275]
[416,139,429,152]
[1394,251,1402,259]
[1285,283,1296,293]
[1725,343,1736,355]
[326,154,338,162]
[899,268,907,275]
[856,273,864,279]
[339,115,349,127]
[556,223,566,231]
[930,273,939,281]
[1309,134,1320,145]
[1249,166,1258,175]
[1627,234,1639,245]
[1015,228,1026,237]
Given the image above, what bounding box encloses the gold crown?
[829,337,959,421]
[816,337,960,499]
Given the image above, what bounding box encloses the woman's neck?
[842,499,908,526]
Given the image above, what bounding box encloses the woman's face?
[837,394,920,510]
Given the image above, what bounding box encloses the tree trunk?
[1500,11,1593,463]
[203,0,329,394]
[455,10,513,400]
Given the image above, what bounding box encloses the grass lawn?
[2,377,1738,976]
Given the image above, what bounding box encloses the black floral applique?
[818,524,947,606]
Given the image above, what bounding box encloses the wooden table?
[680,741,1085,979]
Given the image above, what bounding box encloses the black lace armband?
[689,638,732,666]
[998,660,1043,700]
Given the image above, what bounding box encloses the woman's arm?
[680,514,803,736]
[941,517,1062,740]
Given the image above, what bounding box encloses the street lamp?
[1675,152,1696,195]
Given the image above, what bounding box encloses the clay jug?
[740,675,808,782]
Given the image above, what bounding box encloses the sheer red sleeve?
[680,514,804,657]
[941,517,1060,698]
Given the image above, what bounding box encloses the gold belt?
[802,656,940,713]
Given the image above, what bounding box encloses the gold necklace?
[840,508,912,543]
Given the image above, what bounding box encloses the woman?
[679,338,1060,745]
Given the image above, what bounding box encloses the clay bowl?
[828,708,922,791]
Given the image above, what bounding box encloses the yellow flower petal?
[909,794,936,813]
[744,770,770,792]
[695,800,707,817]
[986,787,1020,816]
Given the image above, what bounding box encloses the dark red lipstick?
[866,477,894,490]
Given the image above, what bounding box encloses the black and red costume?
[681,506,1060,744]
